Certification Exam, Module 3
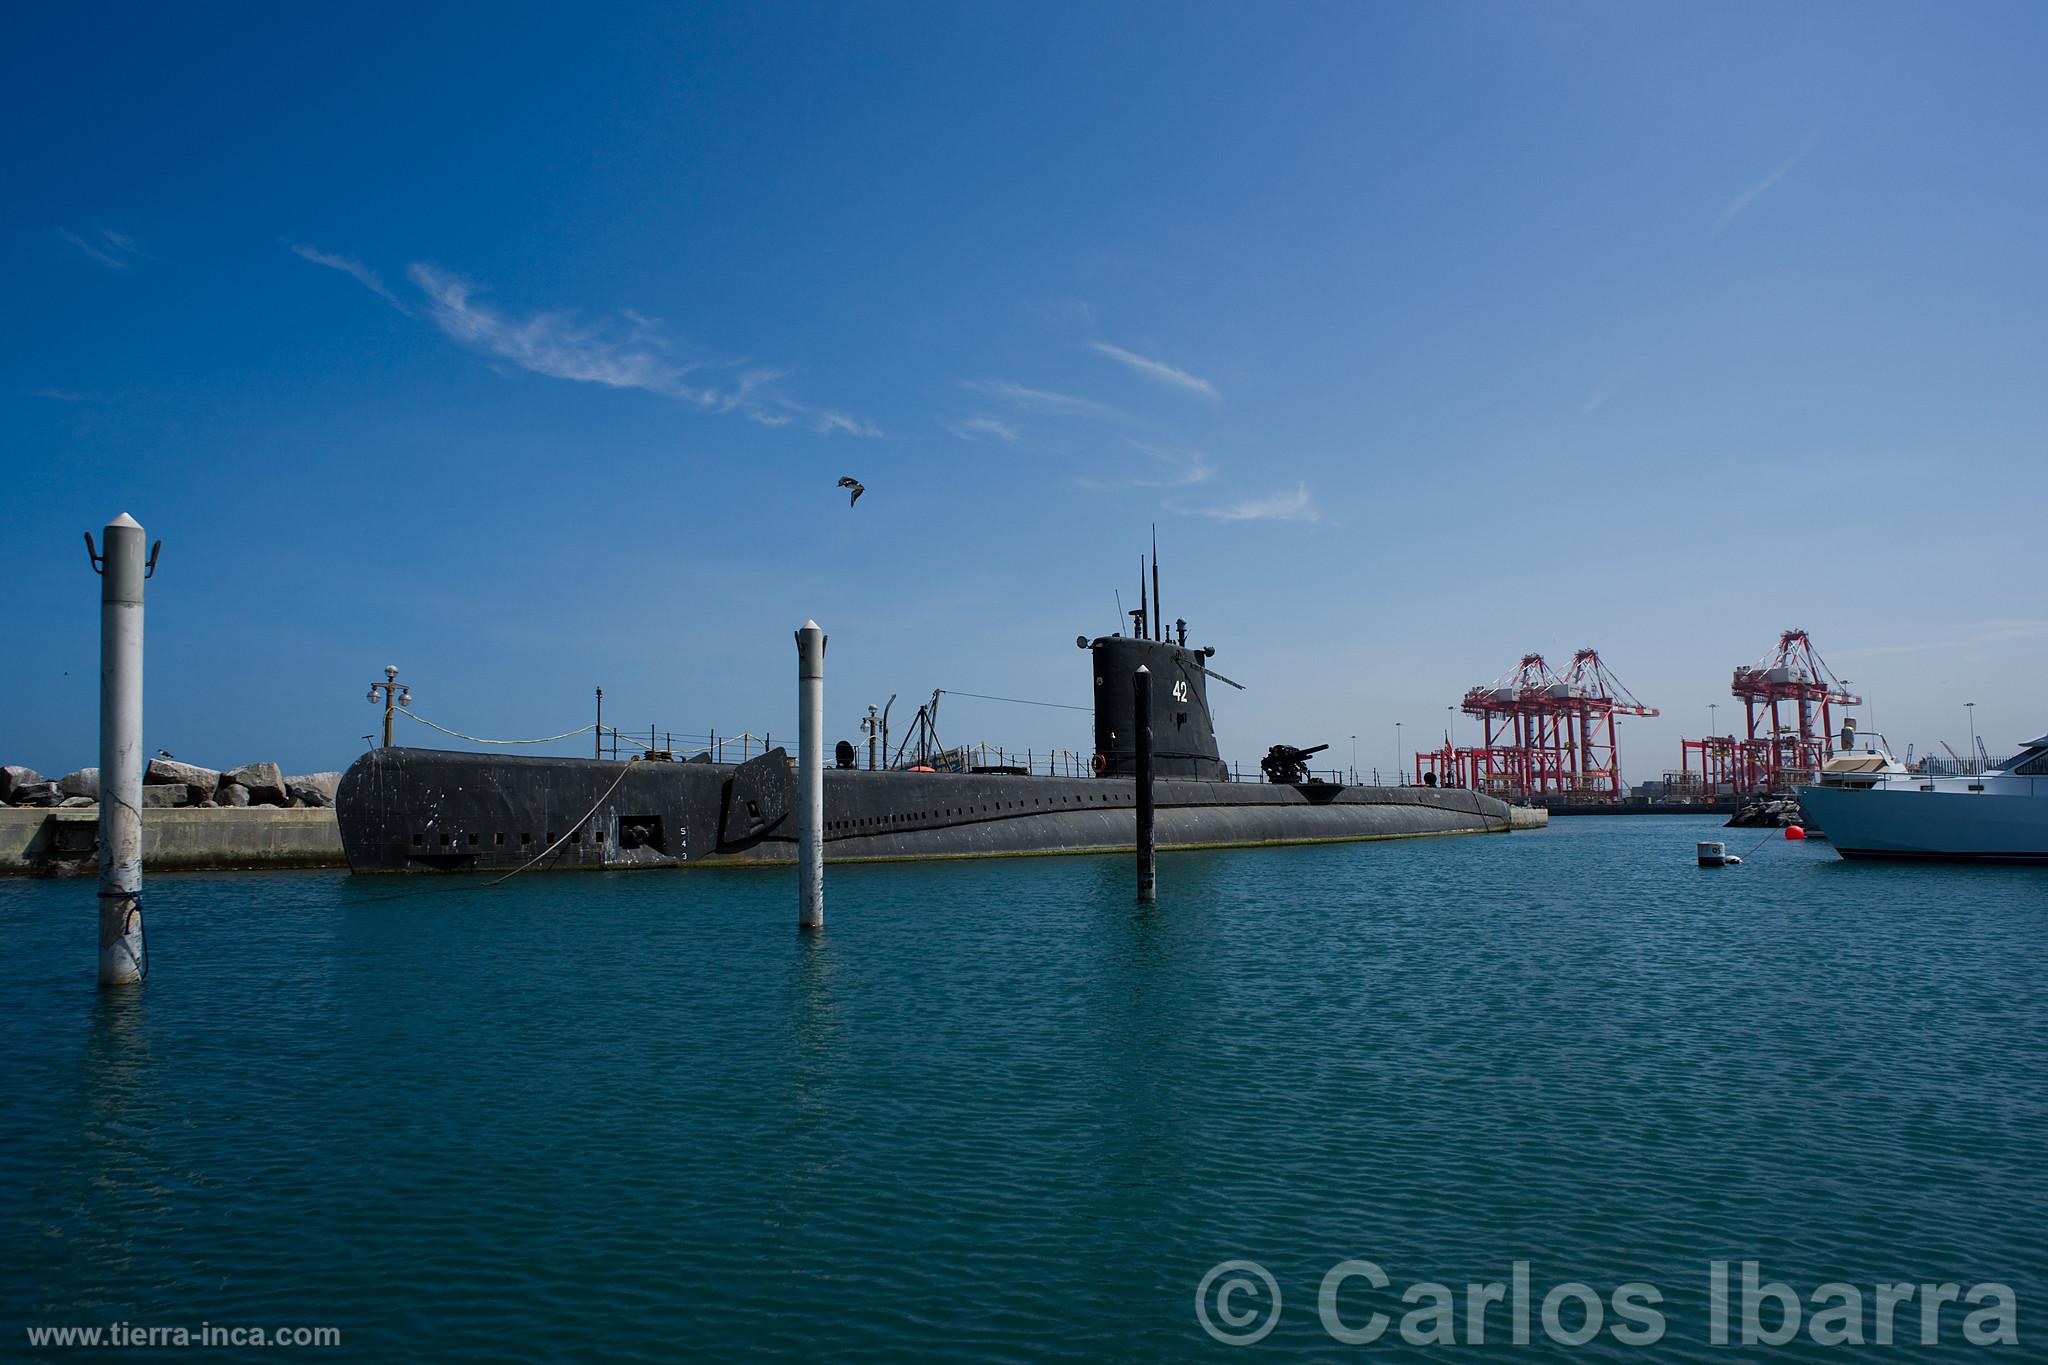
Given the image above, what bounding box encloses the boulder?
[215,782,251,807]
[223,763,287,806]
[146,758,220,801]
[59,795,95,808]
[57,767,101,800]
[142,785,192,808]
[1,765,46,803]
[11,781,62,807]
[287,783,332,808]
[286,771,342,805]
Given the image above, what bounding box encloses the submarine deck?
[337,748,1516,874]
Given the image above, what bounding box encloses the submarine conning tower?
[1080,536,1229,781]
[1081,630,1228,781]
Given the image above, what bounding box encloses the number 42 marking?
[1171,679,1190,702]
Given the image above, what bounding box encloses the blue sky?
[6,2,2045,781]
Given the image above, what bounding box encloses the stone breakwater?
[0,760,351,875]
[0,759,341,811]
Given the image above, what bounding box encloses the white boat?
[1797,732,2048,863]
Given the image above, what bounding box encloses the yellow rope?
[395,708,598,747]
[486,761,638,887]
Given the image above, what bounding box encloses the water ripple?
[2,819,2043,1360]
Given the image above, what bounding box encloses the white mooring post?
[96,513,148,986]
[795,620,827,929]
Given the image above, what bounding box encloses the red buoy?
[1784,824,1806,841]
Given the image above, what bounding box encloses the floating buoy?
[1784,825,1806,841]
[1698,840,1730,867]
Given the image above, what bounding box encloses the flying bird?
[836,476,865,507]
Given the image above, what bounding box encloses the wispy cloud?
[1088,341,1218,400]
[31,388,86,401]
[1713,135,1818,236]
[409,263,712,396]
[1834,620,2048,660]
[291,244,410,313]
[1079,440,1215,490]
[58,227,144,270]
[1026,297,1093,328]
[714,366,789,411]
[948,415,1021,444]
[958,379,1119,419]
[294,246,877,435]
[1173,481,1319,523]
[809,408,882,437]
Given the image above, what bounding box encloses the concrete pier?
[2,808,345,875]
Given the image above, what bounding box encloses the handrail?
[394,710,1366,786]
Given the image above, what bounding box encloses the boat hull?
[1795,782,2048,863]
[337,747,1514,874]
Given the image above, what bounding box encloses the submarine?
[334,563,1513,873]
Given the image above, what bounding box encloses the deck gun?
[1260,743,1330,785]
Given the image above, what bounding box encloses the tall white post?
[795,620,826,929]
[97,513,147,986]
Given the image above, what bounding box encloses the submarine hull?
[336,746,1512,874]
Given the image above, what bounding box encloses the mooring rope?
[1737,828,1780,860]
[96,890,148,980]
[938,689,1090,713]
[486,761,638,888]
[395,708,598,747]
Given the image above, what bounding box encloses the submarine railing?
[396,708,1347,783]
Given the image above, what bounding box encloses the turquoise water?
[3,817,2043,1361]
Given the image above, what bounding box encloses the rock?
[223,763,287,806]
[1,765,46,803]
[287,783,331,808]
[57,767,101,800]
[286,771,342,805]
[1725,794,1811,829]
[10,781,62,808]
[59,795,95,808]
[146,758,220,801]
[142,785,191,808]
[214,782,251,807]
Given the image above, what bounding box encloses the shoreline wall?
[1,808,344,876]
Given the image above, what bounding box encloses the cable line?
[937,689,1090,713]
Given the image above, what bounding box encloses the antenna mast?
[1151,525,1161,640]
[1136,555,1147,639]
